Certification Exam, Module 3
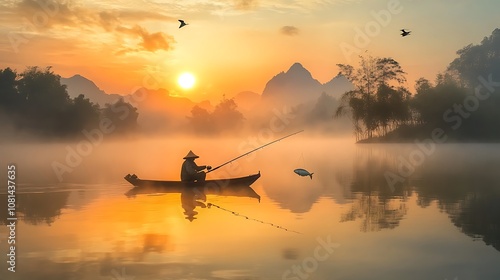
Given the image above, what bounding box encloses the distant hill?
[126,87,198,132]
[323,73,354,99]
[229,91,261,113]
[60,75,204,132]
[128,87,195,114]
[261,62,353,105]
[60,74,122,106]
[59,65,352,134]
[262,63,322,104]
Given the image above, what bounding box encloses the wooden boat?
[125,172,260,188]
[124,172,261,200]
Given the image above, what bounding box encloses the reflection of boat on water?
[124,172,261,201]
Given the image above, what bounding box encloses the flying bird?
[178,20,188,28]
[400,29,411,37]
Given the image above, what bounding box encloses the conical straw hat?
[183,150,199,159]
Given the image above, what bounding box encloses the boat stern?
[124,174,139,186]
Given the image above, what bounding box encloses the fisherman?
[181,150,212,182]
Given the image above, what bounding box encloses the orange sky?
[0,0,499,101]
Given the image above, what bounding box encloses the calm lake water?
[1,136,500,280]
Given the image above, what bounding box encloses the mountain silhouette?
[261,62,353,105]
[262,63,322,104]
[323,73,354,99]
[60,74,122,106]
[58,64,352,134]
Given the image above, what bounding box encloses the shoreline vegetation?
[337,28,500,144]
[0,66,139,140]
[357,130,500,144]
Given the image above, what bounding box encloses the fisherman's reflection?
[181,187,207,222]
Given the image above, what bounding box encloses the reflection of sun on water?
[178,72,195,89]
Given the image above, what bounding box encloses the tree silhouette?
[374,84,411,136]
[18,67,70,109]
[211,96,245,131]
[411,73,467,128]
[448,28,500,88]
[64,94,101,134]
[16,66,72,135]
[187,96,245,134]
[335,56,410,141]
[187,105,213,134]
[0,68,21,112]
[446,28,500,141]
[0,66,138,139]
[410,69,500,141]
[102,98,139,134]
[351,29,500,142]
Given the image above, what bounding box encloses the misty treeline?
[0,66,138,138]
[186,96,245,134]
[336,28,500,142]
[184,93,346,136]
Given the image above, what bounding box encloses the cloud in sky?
[156,0,354,17]
[3,0,498,98]
[13,0,84,29]
[10,0,176,53]
[280,26,299,36]
[233,0,259,10]
[116,25,175,52]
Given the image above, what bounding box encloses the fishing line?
[207,203,302,234]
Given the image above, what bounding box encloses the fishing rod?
[207,130,304,173]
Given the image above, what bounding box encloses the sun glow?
[178,72,196,89]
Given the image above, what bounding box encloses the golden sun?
[178,72,196,89]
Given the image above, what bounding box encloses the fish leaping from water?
[179,19,188,28]
[294,168,313,180]
[400,29,411,37]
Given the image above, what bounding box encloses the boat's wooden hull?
[124,172,261,200]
